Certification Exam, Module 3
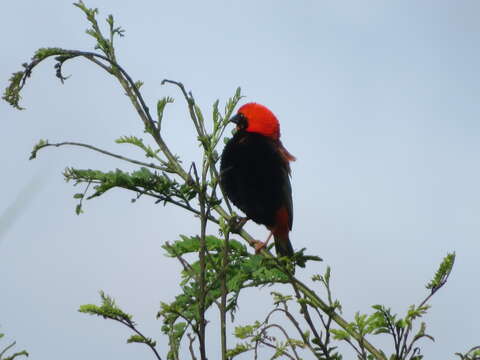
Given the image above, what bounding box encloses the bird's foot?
[229,216,249,233]
[253,233,273,254]
[253,240,267,254]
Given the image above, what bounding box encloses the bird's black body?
[220,130,294,256]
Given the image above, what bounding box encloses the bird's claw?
[253,240,267,254]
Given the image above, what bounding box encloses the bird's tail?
[274,233,294,257]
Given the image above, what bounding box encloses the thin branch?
[418,268,452,310]
[107,317,162,360]
[35,141,169,171]
[161,79,204,138]
[266,307,317,355]
[344,337,364,359]
[197,166,208,360]
[289,273,322,342]
[56,50,189,179]
[220,231,229,360]
[187,334,198,360]
[256,324,299,360]
[0,341,17,358]
[125,322,163,360]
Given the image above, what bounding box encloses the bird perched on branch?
[220,103,295,256]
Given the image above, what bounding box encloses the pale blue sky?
[1,1,479,359]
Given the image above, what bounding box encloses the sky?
[1,1,479,359]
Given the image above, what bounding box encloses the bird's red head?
[231,103,280,140]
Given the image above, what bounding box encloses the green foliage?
[426,252,455,291]
[78,292,161,357]
[158,235,292,356]
[208,87,242,154]
[157,234,321,358]
[226,342,252,358]
[228,293,312,359]
[74,1,123,58]
[164,322,187,360]
[33,47,70,61]
[63,167,197,213]
[79,291,132,322]
[2,71,25,110]
[127,334,157,348]
[157,97,174,130]
[3,1,126,110]
[29,139,48,160]
[116,136,160,159]
[331,255,456,360]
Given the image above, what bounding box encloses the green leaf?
[330,328,350,341]
[226,343,252,358]
[3,47,74,110]
[194,104,204,125]
[157,97,174,127]
[126,334,156,347]
[271,291,293,306]
[115,136,158,158]
[33,47,70,61]
[3,71,25,110]
[79,291,132,323]
[233,321,262,339]
[29,139,48,160]
[426,252,455,290]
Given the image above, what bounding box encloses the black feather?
[220,130,294,256]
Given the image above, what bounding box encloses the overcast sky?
[1,1,479,359]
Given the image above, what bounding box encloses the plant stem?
[220,231,229,360]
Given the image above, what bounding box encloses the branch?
[187,334,198,360]
[123,319,163,360]
[30,141,169,171]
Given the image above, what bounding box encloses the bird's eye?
[237,114,248,129]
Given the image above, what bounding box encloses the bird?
[220,102,296,257]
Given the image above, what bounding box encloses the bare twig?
[34,141,169,171]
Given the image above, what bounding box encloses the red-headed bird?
[220,103,296,256]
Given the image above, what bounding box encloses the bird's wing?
[282,165,294,230]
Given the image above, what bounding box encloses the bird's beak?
[229,113,242,125]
